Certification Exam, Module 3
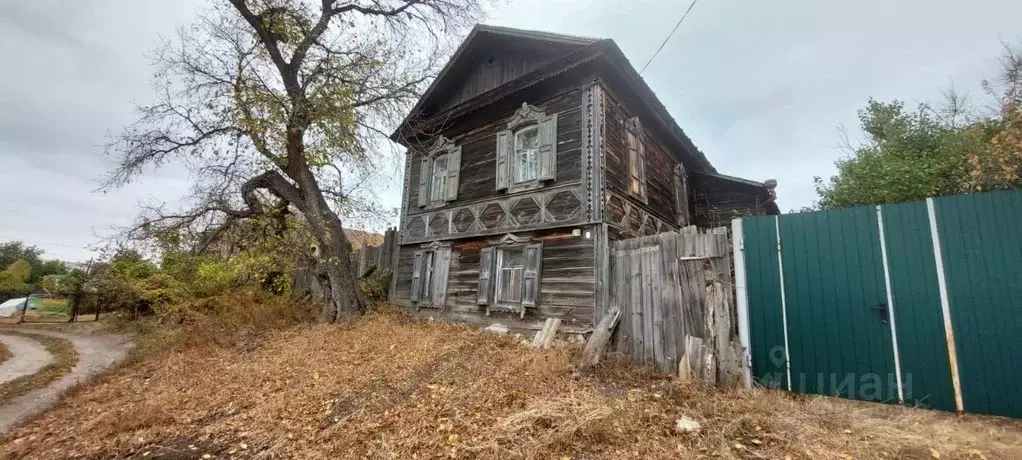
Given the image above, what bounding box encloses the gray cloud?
[3,0,1021,261]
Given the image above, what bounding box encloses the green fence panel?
[935,190,1022,418]
[778,207,897,402]
[880,201,956,412]
[742,215,787,389]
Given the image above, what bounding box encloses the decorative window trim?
[477,233,543,319]
[496,103,558,193]
[626,116,648,203]
[417,136,461,208]
[410,241,452,310]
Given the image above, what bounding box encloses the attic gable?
[394,25,598,137]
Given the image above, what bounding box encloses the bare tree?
[104,0,484,321]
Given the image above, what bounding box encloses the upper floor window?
[430,154,449,202]
[496,102,558,192]
[417,136,461,208]
[626,116,648,202]
[513,126,540,183]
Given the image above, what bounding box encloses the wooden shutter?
[410,250,424,302]
[673,163,690,226]
[417,155,430,207]
[445,146,461,201]
[495,130,511,191]
[432,247,452,307]
[538,114,558,181]
[521,243,543,308]
[636,134,647,201]
[477,247,495,305]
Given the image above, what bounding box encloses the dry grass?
[0,341,10,364]
[0,332,78,404]
[1,311,1019,460]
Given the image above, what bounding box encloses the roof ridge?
[474,24,602,45]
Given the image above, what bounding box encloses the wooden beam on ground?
[531,318,562,348]
[577,307,621,371]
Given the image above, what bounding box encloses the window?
[495,103,558,192]
[495,247,525,304]
[430,154,448,203]
[411,245,451,308]
[417,137,461,208]
[421,250,435,302]
[513,126,540,184]
[477,241,543,317]
[626,116,647,200]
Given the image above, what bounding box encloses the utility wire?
[639,0,701,75]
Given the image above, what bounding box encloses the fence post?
[926,197,965,413]
[732,218,753,390]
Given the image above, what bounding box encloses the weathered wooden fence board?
[609,226,740,381]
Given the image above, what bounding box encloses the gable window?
[477,237,543,318]
[417,137,461,208]
[626,116,648,201]
[411,244,452,309]
[513,126,540,183]
[496,103,558,192]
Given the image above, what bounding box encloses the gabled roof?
[393,25,599,137]
[392,25,717,173]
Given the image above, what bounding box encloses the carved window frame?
[626,116,648,203]
[506,104,546,193]
[419,136,459,209]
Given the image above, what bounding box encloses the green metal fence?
[733,189,1022,418]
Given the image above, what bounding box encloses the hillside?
[2,312,1020,459]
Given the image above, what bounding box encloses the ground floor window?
[495,247,524,305]
[411,245,451,308]
[477,242,543,316]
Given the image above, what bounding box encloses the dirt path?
[0,335,53,386]
[0,329,133,435]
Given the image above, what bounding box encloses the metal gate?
[734,190,1022,418]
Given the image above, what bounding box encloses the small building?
[389,25,778,333]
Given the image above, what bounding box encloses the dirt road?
[0,329,133,434]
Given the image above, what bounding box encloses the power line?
[639,0,701,75]
[0,235,89,250]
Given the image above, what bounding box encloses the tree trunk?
[288,164,367,323]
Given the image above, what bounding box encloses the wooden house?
[389,25,779,333]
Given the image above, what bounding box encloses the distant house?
[388,25,778,332]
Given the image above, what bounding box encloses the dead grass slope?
[2,312,1020,460]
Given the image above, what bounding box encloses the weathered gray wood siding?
[690,173,771,228]
[393,227,597,331]
[601,86,684,237]
[439,54,554,112]
[406,86,584,214]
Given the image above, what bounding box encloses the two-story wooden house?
[389,25,779,333]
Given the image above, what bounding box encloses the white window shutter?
[417,156,430,207]
[495,131,510,191]
[445,146,461,201]
[521,243,543,308]
[477,247,495,305]
[538,114,558,181]
[410,250,424,302]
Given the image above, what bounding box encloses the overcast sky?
[2,0,1021,262]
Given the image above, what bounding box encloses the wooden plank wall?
[406,86,585,216]
[393,227,597,332]
[610,227,739,382]
[602,86,681,227]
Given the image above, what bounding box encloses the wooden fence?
[609,226,741,385]
[292,227,398,298]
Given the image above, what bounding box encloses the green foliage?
[817,44,1022,209]
[0,259,35,300]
